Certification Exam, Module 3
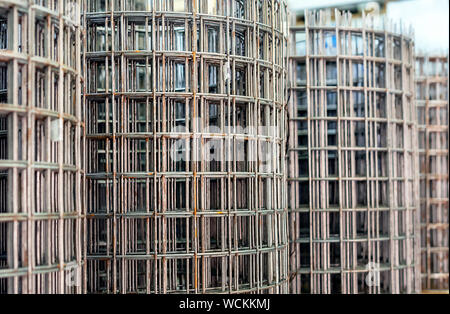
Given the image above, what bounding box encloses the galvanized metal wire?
[416,54,449,291]
[288,10,421,294]
[0,0,84,294]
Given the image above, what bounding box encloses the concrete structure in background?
[416,55,449,292]
[288,10,421,294]
[84,0,289,294]
[0,0,84,294]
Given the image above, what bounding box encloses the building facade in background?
[416,55,449,291]
[288,10,421,294]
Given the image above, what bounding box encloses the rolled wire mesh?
[415,55,449,291]
[288,10,421,294]
[0,0,84,294]
[84,0,289,294]
[0,1,435,296]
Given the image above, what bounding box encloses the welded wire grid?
[288,10,421,294]
[0,0,84,294]
[84,0,289,294]
[416,55,449,292]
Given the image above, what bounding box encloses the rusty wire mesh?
[1,1,446,296]
[288,10,421,294]
[0,0,84,294]
[416,54,449,291]
[83,0,289,294]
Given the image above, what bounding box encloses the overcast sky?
[287,0,366,10]
[388,0,448,52]
[287,0,449,52]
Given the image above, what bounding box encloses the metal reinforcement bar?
[288,9,421,294]
[84,0,289,294]
[0,0,85,294]
[415,54,449,292]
